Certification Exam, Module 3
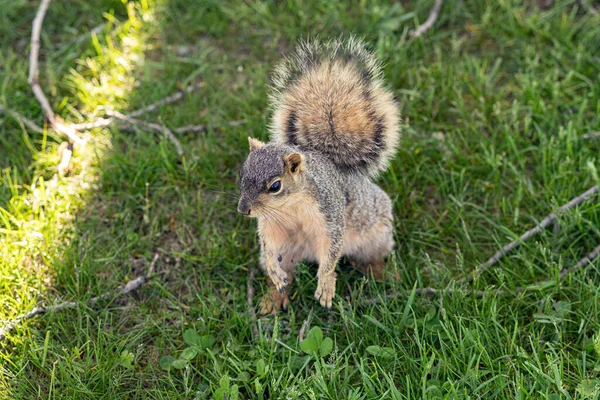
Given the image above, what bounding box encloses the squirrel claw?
[314,284,335,309]
[269,267,288,293]
[275,277,287,294]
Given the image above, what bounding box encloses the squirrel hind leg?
[356,259,386,280]
[259,273,294,315]
[354,259,400,282]
[344,220,397,281]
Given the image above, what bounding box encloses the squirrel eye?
[268,180,281,193]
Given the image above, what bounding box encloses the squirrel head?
[237,137,305,217]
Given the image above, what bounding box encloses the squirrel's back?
[269,36,400,177]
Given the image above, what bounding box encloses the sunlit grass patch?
[0,0,158,341]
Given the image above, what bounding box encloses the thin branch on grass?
[359,286,491,306]
[54,23,106,53]
[581,132,600,140]
[107,110,184,156]
[298,307,314,341]
[512,243,600,293]
[70,117,114,131]
[578,0,599,15]
[72,23,106,45]
[458,185,599,285]
[27,0,201,151]
[71,83,205,131]
[247,268,259,340]
[174,120,246,134]
[173,124,208,134]
[127,83,203,118]
[0,253,160,341]
[28,0,84,145]
[559,244,600,280]
[0,104,43,133]
[513,243,600,292]
[362,242,600,305]
[410,0,445,38]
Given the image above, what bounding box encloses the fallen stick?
[581,132,600,140]
[174,120,245,134]
[578,0,599,15]
[459,185,599,285]
[127,83,202,118]
[559,244,600,280]
[298,307,314,341]
[70,117,114,131]
[107,110,183,156]
[0,254,160,341]
[0,104,43,133]
[71,83,204,131]
[359,286,491,306]
[28,0,84,145]
[517,243,600,292]
[54,23,106,53]
[410,0,445,38]
[174,124,207,134]
[247,268,259,340]
[362,242,600,305]
[73,23,106,45]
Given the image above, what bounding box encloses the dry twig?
[362,242,600,305]
[578,0,599,15]
[54,23,107,53]
[298,307,314,341]
[28,0,84,145]
[107,110,184,156]
[247,268,259,340]
[559,244,600,280]
[514,243,600,292]
[359,286,491,306]
[459,185,599,285]
[26,0,202,151]
[70,117,114,131]
[71,83,204,131]
[581,132,600,140]
[127,84,202,118]
[511,244,600,293]
[0,254,160,341]
[0,104,43,133]
[410,0,445,38]
[174,120,245,134]
[72,23,106,45]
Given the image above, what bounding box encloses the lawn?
[1,0,600,398]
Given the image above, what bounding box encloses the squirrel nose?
[237,199,251,216]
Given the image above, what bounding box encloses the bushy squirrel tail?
[269,36,400,177]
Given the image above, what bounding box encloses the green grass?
[1,0,600,398]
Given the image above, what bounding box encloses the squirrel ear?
[284,152,304,175]
[248,137,265,152]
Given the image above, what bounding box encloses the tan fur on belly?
[259,192,329,257]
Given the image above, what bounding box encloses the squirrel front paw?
[268,267,288,293]
[314,277,336,308]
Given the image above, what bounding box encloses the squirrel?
[237,36,400,313]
